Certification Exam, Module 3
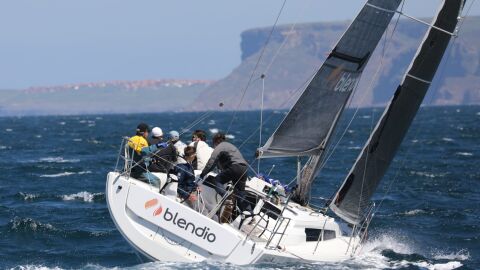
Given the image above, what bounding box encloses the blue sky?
[1,0,478,89]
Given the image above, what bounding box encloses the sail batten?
[258,0,402,159]
[330,0,464,225]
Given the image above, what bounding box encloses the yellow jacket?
[128,135,148,154]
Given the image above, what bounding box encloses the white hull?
[106,171,362,265]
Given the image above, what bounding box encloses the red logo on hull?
[153,206,163,216]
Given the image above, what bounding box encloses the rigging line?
[179,111,215,137]
[355,0,405,219]
[373,4,469,217]
[356,102,377,218]
[226,0,288,135]
[258,75,265,173]
[238,66,317,151]
[317,2,405,177]
[261,0,311,76]
[456,0,476,44]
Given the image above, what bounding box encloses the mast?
[256,0,402,205]
[330,0,464,225]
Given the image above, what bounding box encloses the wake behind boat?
[106,0,464,265]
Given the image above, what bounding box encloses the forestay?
[257,0,401,158]
[330,0,464,225]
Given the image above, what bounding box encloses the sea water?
[0,106,478,269]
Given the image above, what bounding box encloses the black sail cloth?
[258,0,402,158]
[330,0,464,225]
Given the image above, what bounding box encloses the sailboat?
[106,0,464,265]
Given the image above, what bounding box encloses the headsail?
[330,0,464,225]
[257,0,401,158]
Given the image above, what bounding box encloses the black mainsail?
[257,0,401,205]
[330,0,464,225]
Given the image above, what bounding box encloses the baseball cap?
[169,130,180,140]
[151,127,163,138]
[136,123,149,133]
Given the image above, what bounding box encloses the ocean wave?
[39,157,80,163]
[9,265,64,270]
[455,152,473,156]
[225,134,235,139]
[40,172,76,178]
[377,260,464,270]
[442,137,454,142]
[348,146,362,150]
[433,249,470,261]
[61,191,104,203]
[208,120,215,125]
[39,171,92,178]
[17,192,41,201]
[6,128,13,132]
[403,209,427,216]
[209,128,219,134]
[0,145,8,150]
[410,171,443,178]
[8,217,59,233]
[7,217,113,239]
[412,261,462,270]
[363,234,415,255]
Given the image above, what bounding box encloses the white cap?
[169,130,180,140]
[151,127,163,138]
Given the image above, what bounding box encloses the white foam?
[39,157,80,163]
[361,115,371,119]
[442,137,454,142]
[59,121,66,125]
[411,171,437,178]
[225,134,235,139]
[19,193,39,200]
[77,170,92,175]
[404,209,426,216]
[35,135,42,138]
[362,233,415,255]
[9,265,64,270]
[455,152,473,156]
[0,145,7,150]
[40,172,75,178]
[476,112,480,116]
[413,261,463,270]
[209,128,219,134]
[411,139,418,143]
[6,128,13,132]
[208,120,216,125]
[62,191,101,202]
[433,249,470,261]
[73,138,82,142]
[348,146,361,150]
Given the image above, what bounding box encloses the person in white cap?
[148,127,164,146]
[169,130,187,164]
